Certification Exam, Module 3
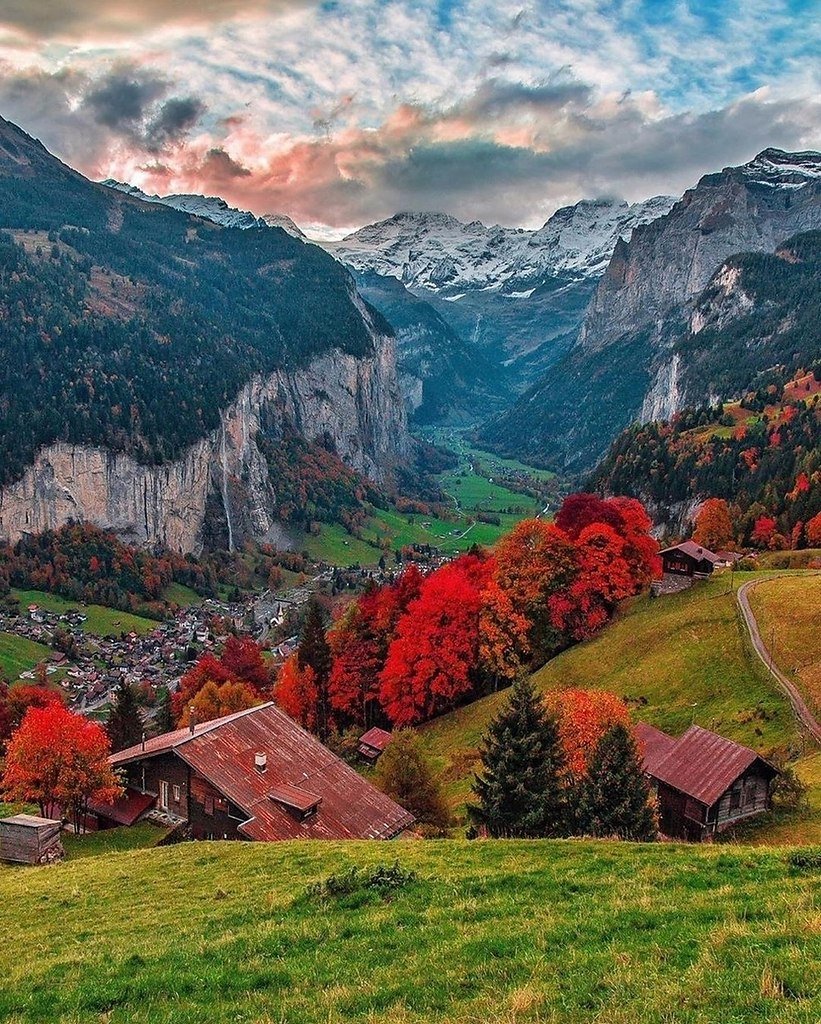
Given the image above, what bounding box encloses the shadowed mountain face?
[478,150,821,472]
[0,117,410,552]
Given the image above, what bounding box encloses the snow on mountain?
[101,180,306,238]
[323,197,676,295]
[736,148,821,188]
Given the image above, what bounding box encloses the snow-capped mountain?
[324,196,675,295]
[101,180,306,238]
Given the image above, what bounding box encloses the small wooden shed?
[0,814,64,865]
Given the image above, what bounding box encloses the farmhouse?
[96,703,414,841]
[659,541,723,578]
[636,723,778,841]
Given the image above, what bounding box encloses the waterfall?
[220,418,234,552]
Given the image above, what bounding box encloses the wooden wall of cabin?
[187,772,248,840]
[123,753,190,819]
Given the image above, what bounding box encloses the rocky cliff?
[0,336,408,554]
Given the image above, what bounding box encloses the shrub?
[304,862,417,902]
[787,849,821,870]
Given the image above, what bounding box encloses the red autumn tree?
[380,553,493,726]
[484,519,579,672]
[545,689,631,779]
[554,493,626,538]
[274,654,318,732]
[751,515,778,549]
[807,511,821,547]
[2,704,121,833]
[6,683,64,731]
[479,577,531,684]
[220,635,270,691]
[172,653,233,722]
[608,497,661,586]
[327,565,424,727]
[692,498,734,551]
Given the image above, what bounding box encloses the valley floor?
[0,838,818,1024]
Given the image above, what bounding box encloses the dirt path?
[737,578,821,744]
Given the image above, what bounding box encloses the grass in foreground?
[0,839,819,1024]
[422,573,801,813]
[747,574,821,719]
[11,589,157,636]
[61,822,172,860]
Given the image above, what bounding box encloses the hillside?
[0,116,409,553]
[1,839,819,1023]
[479,152,821,471]
[420,573,816,817]
[589,366,821,537]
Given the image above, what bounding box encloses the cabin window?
[172,785,181,803]
[729,789,742,811]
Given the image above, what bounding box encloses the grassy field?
[747,575,821,719]
[61,822,172,860]
[0,839,819,1023]
[0,630,52,680]
[420,573,814,817]
[11,589,157,637]
[161,582,201,608]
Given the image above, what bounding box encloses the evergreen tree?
[375,730,450,829]
[575,723,657,841]
[298,599,332,739]
[107,679,143,752]
[469,677,568,838]
[155,686,174,734]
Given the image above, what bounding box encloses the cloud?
[0,1,312,41]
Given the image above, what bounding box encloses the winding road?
[737,578,821,744]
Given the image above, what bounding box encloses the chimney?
[255,752,267,774]
[189,705,197,735]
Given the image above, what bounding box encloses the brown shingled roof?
[658,541,723,563]
[646,724,776,807]
[359,727,393,752]
[634,722,677,775]
[112,703,414,841]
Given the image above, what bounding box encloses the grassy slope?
[11,589,157,636]
[747,575,821,719]
[0,630,51,680]
[421,573,807,814]
[1,839,819,1024]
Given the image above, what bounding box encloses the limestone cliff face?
[0,335,409,553]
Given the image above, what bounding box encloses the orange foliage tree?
[172,637,270,723]
[380,553,493,726]
[692,498,734,551]
[274,654,318,731]
[178,679,261,727]
[2,704,121,833]
[545,689,631,780]
[807,511,821,547]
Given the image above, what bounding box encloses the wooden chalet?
[358,727,393,763]
[658,541,723,578]
[0,814,63,865]
[636,723,778,841]
[102,704,414,841]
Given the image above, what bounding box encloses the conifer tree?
[576,723,657,841]
[155,686,174,734]
[298,598,332,739]
[469,677,568,838]
[107,679,143,752]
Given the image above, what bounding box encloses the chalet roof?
[634,722,677,774]
[359,727,393,752]
[658,541,723,564]
[112,704,414,841]
[642,724,777,807]
[88,787,155,826]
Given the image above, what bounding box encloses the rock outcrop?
[0,336,408,554]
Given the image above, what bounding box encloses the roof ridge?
[174,701,275,746]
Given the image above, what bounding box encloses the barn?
[358,727,394,763]
[636,723,778,841]
[103,703,415,841]
[659,541,723,578]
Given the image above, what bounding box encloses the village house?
[94,704,415,841]
[658,541,724,578]
[636,723,778,841]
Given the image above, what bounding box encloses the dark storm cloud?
[201,147,252,179]
[145,97,207,151]
[83,70,169,131]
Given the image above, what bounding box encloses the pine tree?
[298,599,332,740]
[155,686,174,734]
[469,677,568,838]
[107,679,143,753]
[374,730,450,829]
[575,723,657,841]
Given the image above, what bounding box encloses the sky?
[0,1,818,237]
